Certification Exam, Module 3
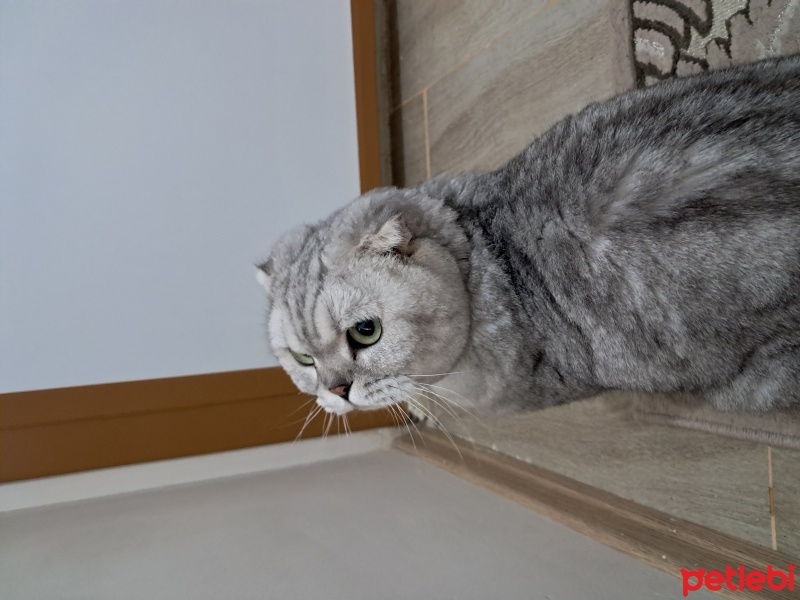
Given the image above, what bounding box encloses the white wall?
[0,0,360,393]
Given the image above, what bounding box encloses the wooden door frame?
[0,0,393,483]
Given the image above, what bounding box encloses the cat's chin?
[316,397,405,416]
[315,397,354,415]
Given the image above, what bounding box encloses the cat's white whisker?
[412,386,474,444]
[404,395,463,461]
[342,413,352,436]
[402,407,428,449]
[411,383,475,431]
[416,383,479,418]
[390,391,429,445]
[295,403,322,442]
[404,371,468,378]
[386,401,419,455]
[286,397,318,422]
[384,405,398,426]
[392,390,432,454]
[414,386,479,452]
[414,401,462,460]
[411,385,461,421]
[311,406,326,437]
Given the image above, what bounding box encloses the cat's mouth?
[315,376,415,415]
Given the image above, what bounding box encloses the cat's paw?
[405,402,431,425]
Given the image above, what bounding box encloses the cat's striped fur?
[258,55,800,417]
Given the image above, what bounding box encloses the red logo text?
[681,565,795,596]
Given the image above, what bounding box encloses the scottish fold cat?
[257,55,800,419]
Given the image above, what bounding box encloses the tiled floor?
[0,449,712,600]
[388,0,799,559]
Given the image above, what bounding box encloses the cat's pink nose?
[329,385,351,400]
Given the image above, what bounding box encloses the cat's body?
[259,55,800,416]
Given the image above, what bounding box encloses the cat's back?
[482,55,800,403]
[593,53,800,140]
[501,54,800,214]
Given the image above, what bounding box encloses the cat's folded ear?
[358,215,413,257]
[255,258,273,293]
[257,224,315,294]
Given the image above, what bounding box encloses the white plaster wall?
[0,0,360,392]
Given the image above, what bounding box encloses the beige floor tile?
[389,94,428,187]
[393,0,550,102]
[1,450,708,600]
[430,392,774,548]
[426,0,634,175]
[772,447,800,558]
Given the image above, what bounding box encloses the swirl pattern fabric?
[632,0,800,85]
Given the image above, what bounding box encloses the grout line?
[391,0,554,111]
[422,89,431,178]
[768,446,778,551]
[395,89,423,111]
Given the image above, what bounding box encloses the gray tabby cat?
[257,55,800,418]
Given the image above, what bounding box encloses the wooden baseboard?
[0,367,394,483]
[0,428,400,512]
[394,429,797,600]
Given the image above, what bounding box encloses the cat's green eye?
[347,318,382,348]
[289,350,315,366]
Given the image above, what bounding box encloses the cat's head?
[257,188,472,415]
